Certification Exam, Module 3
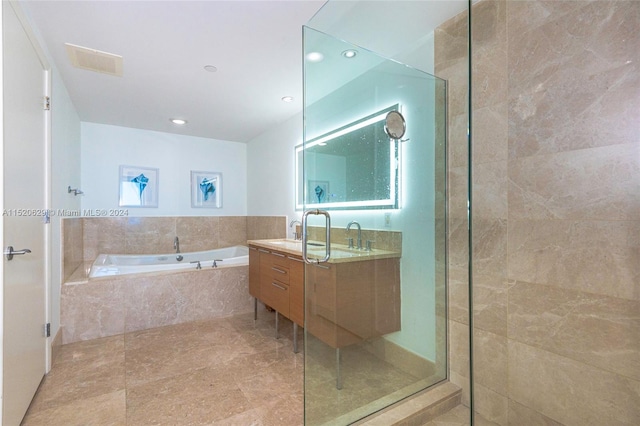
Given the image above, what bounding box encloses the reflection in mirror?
[384,110,406,139]
[296,105,401,210]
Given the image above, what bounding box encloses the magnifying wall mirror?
[296,105,402,210]
[384,110,406,139]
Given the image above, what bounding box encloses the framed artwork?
[307,180,329,204]
[191,171,222,208]
[119,165,158,207]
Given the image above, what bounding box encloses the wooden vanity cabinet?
[248,245,304,328]
[259,250,290,317]
[288,256,304,327]
[306,258,401,349]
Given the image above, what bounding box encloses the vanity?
[247,238,401,357]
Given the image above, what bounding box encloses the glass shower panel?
[303,27,448,425]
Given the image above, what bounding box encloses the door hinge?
[43,96,51,110]
[44,323,51,338]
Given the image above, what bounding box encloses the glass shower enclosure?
[301,24,449,424]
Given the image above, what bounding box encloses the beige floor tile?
[23,390,126,426]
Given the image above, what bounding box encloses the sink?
[268,239,301,245]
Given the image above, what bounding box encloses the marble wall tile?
[507,400,563,426]
[472,219,507,277]
[473,329,508,395]
[508,340,640,426]
[61,279,125,344]
[125,217,176,254]
[508,280,640,381]
[508,219,640,300]
[123,275,190,333]
[83,217,126,261]
[219,216,248,247]
[473,162,507,220]
[434,10,470,74]
[508,143,640,221]
[447,114,471,169]
[472,1,507,111]
[474,383,508,426]
[448,267,470,325]
[449,320,470,380]
[507,2,639,158]
[246,216,287,240]
[175,216,220,252]
[472,103,508,165]
[472,275,507,337]
[176,266,252,323]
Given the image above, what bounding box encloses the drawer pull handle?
[258,249,270,254]
[272,282,287,291]
[272,252,286,258]
[288,256,304,262]
[316,264,331,270]
[271,267,287,274]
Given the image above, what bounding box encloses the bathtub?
[89,245,249,278]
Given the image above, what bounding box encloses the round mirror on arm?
[384,110,406,139]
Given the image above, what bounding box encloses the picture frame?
[307,180,329,204]
[119,165,159,207]
[191,171,222,208]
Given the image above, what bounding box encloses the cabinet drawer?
[260,252,290,284]
[261,278,290,316]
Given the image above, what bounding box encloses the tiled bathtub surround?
[60,216,286,344]
[61,266,252,344]
[439,1,639,424]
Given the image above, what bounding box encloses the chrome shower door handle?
[302,209,331,265]
[4,246,32,261]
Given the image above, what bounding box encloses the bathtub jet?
[89,245,248,278]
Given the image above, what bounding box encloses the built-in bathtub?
[62,245,252,344]
[89,245,249,278]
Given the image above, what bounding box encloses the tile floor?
[22,310,465,425]
[23,311,303,425]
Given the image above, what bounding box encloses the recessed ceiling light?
[318,142,327,146]
[170,118,187,125]
[306,52,324,62]
[281,96,294,103]
[204,65,217,72]
[342,49,357,59]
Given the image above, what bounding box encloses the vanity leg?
[336,348,342,390]
[254,298,258,321]
[293,322,299,353]
[275,311,280,339]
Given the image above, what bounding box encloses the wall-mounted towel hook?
[68,186,83,196]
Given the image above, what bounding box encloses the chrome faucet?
[174,237,183,261]
[289,219,302,241]
[346,221,362,250]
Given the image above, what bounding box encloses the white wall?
[247,111,303,236]
[81,123,247,216]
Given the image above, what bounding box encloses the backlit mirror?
[296,105,401,210]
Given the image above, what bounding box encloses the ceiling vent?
[65,43,123,77]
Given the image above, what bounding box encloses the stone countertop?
[247,239,401,264]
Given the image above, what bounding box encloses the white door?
[3,1,48,424]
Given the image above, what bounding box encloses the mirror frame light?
[296,105,402,211]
